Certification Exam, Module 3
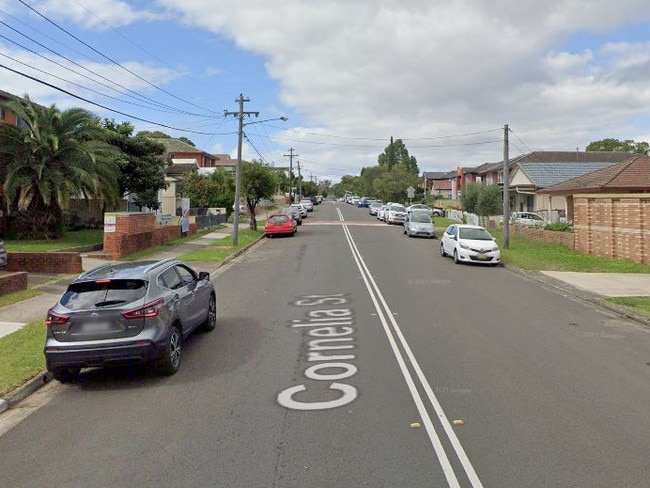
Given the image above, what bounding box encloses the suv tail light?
[121,298,164,320]
[45,310,70,326]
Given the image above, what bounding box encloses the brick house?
[538,155,650,264]
[451,151,632,220]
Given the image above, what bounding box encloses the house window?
[486,174,493,184]
[498,171,503,184]
[16,117,28,129]
[0,106,4,121]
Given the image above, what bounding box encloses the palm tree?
[0,95,118,239]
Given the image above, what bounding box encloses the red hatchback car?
[265,213,297,237]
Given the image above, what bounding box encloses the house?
[451,151,633,220]
[538,155,650,263]
[422,171,455,199]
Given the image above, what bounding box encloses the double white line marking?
[337,208,484,488]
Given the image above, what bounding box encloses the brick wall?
[574,194,650,264]
[0,271,28,296]
[102,212,196,259]
[517,227,575,249]
[6,252,82,273]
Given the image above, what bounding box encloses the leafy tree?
[476,184,503,220]
[373,165,418,204]
[100,120,167,210]
[0,95,117,239]
[378,138,419,175]
[136,130,172,139]
[242,160,277,230]
[586,138,649,155]
[179,169,234,211]
[460,182,481,214]
[301,180,319,197]
[178,137,195,147]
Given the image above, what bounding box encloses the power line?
[0,27,209,117]
[16,0,218,116]
[0,62,235,136]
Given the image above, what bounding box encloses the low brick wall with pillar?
[102,212,196,259]
[6,252,83,273]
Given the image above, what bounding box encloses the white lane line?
[337,207,484,488]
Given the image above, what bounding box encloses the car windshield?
[390,205,406,212]
[269,215,289,224]
[61,279,147,310]
[459,227,493,240]
[411,213,431,223]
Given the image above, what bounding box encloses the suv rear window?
[60,279,147,310]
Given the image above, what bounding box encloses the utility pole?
[503,124,510,249]
[224,94,259,246]
[297,160,302,198]
[284,148,298,202]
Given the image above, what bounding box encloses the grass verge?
[0,320,46,396]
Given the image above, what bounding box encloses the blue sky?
[3,0,650,183]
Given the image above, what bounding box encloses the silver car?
[404,212,435,238]
[386,204,408,224]
[44,259,217,382]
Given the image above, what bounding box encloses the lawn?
[0,320,46,396]
[4,228,105,252]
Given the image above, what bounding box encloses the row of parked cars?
[361,200,501,266]
[264,197,319,237]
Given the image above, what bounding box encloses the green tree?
[178,136,196,147]
[179,169,234,210]
[373,165,418,204]
[0,95,117,239]
[476,184,503,221]
[378,138,419,175]
[101,120,167,210]
[242,160,277,230]
[460,182,481,214]
[586,138,649,155]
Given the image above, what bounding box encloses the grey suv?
[44,259,216,382]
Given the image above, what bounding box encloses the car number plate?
[476,254,488,260]
[81,321,111,333]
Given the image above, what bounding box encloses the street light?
[230,112,287,246]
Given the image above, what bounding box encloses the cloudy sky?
[2,0,650,183]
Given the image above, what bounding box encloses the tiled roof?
[165,163,197,176]
[154,138,204,153]
[539,156,650,194]
[422,171,454,179]
[518,162,619,188]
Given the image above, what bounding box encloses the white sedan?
[440,224,500,265]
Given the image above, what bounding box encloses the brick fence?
[516,227,575,249]
[6,252,83,273]
[102,212,196,259]
[574,194,650,264]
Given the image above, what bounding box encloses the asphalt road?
[1,202,649,487]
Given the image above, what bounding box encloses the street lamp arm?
[243,116,288,127]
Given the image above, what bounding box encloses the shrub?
[545,222,573,232]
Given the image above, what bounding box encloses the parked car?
[406,204,445,218]
[0,239,7,268]
[289,203,308,218]
[377,204,388,221]
[282,207,303,225]
[44,259,217,382]
[440,224,500,265]
[369,201,383,216]
[509,211,548,227]
[404,212,435,238]
[386,204,408,224]
[299,199,314,212]
[265,213,297,237]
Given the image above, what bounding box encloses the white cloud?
[8,0,650,179]
[33,0,163,28]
